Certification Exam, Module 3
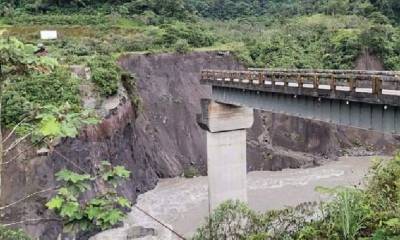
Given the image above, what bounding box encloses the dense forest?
[1,0,399,70]
[2,0,400,23]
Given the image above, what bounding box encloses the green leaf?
[86,206,102,220]
[60,202,80,218]
[83,117,100,125]
[101,209,124,227]
[117,197,131,208]
[113,166,131,178]
[75,182,91,192]
[39,56,59,69]
[60,122,79,138]
[56,169,91,184]
[39,115,61,137]
[58,187,72,198]
[46,196,64,210]
[101,161,112,167]
[89,197,108,207]
[101,170,114,181]
[385,218,400,227]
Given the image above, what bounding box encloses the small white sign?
[40,30,58,40]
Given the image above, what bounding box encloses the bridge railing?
[248,68,400,77]
[201,69,400,96]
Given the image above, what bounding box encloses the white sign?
[40,30,58,40]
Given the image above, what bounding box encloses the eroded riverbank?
[92,156,380,240]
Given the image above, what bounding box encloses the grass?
[195,41,245,52]
[115,17,144,29]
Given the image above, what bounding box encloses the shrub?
[324,29,362,69]
[318,187,370,240]
[183,166,199,178]
[159,22,215,48]
[174,39,190,54]
[194,153,400,239]
[366,154,400,217]
[193,200,265,240]
[0,226,31,240]
[88,55,121,97]
[2,67,81,127]
[120,73,142,112]
[46,161,131,235]
[4,13,110,26]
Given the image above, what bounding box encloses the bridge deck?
[201,69,400,106]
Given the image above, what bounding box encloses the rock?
[89,227,129,240]
[126,226,156,239]
[89,226,156,240]
[36,147,49,156]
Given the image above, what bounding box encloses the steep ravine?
[1,52,399,239]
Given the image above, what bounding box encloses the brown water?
[92,156,378,240]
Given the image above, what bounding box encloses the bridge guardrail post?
[271,74,276,88]
[258,72,264,85]
[330,75,336,96]
[314,75,320,97]
[349,76,356,93]
[299,76,304,89]
[284,75,288,91]
[372,76,383,96]
[372,76,377,96]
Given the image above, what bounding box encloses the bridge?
[197,69,400,211]
[202,69,400,134]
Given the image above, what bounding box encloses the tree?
[325,0,350,15]
[370,0,400,23]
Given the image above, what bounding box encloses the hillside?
[0,0,399,70]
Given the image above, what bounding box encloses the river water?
[91,156,378,240]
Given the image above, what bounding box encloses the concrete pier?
[198,99,254,211]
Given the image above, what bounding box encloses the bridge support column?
[197,99,254,211]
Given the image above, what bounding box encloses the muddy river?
[92,156,379,240]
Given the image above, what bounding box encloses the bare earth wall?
[1,51,399,239]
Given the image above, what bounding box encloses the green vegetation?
[34,104,98,141]
[2,68,81,128]
[183,166,200,178]
[88,55,121,97]
[0,226,32,240]
[194,153,400,239]
[121,73,142,113]
[174,39,190,54]
[46,161,131,235]
[1,1,399,70]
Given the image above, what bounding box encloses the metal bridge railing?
[201,69,400,97]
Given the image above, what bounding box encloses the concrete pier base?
[198,99,254,211]
[207,130,248,210]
